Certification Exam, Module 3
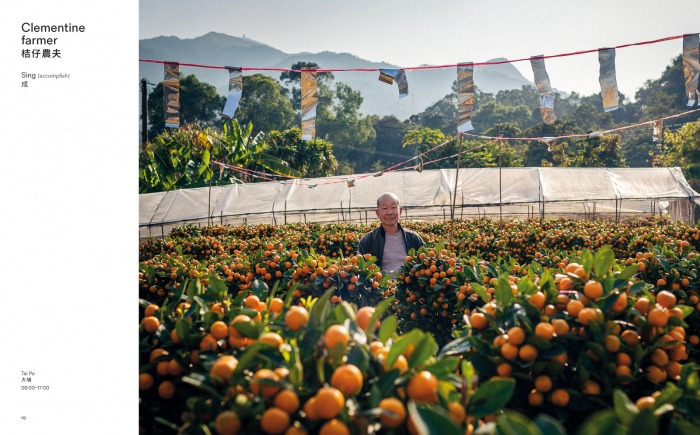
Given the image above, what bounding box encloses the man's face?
[376,198,401,228]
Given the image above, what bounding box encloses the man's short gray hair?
[376,192,400,208]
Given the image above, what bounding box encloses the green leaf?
[408,333,439,369]
[378,315,397,344]
[461,358,475,379]
[495,273,514,307]
[581,249,594,272]
[654,383,682,408]
[616,264,640,282]
[653,403,675,417]
[231,321,260,339]
[437,335,472,357]
[533,413,567,435]
[408,402,462,435]
[424,357,459,378]
[669,418,700,435]
[316,354,327,385]
[586,342,606,361]
[251,279,268,298]
[367,297,395,337]
[206,275,227,299]
[187,278,203,299]
[516,275,538,295]
[166,279,188,313]
[192,295,208,313]
[676,304,695,319]
[180,375,224,401]
[310,287,335,328]
[203,311,220,330]
[575,410,624,435]
[613,389,638,426]
[685,397,700,425]
[375,369,401,398]
[496,411,541,435]
[627,408,657,435]
[629,281,651,294]
[175,319,192,344]
[337,302,356,323]
[386,329,423,369]
[539,269,556,300]
[679,363,700,393]
[470,282,489,302]
[288,341,303,388]
[467,378,516,418]
[153,416,180,431]
[594,246,615,277]
[233,344,262,376]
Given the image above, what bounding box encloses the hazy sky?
[140,0,698,98]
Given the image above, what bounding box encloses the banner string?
[460,107,700,142]
[210,107,699,188]
[148,32,700,188]
[139,33,691,73]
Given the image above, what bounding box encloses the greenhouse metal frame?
[139,167,700,239]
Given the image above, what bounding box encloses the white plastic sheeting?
[140,167,700,238]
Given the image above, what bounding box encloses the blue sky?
[140,0,698,98]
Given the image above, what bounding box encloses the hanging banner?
[222,67,243,118]
[301,69,318,141]
[163,62,180,128]
[378,68,409,98]
[456,62,475,132]
[683,34,700,106]
[396,70,409,98]
[378,69,396,84]
[653,120,663,142]
[598,48,619,112]
[530,56,556,125]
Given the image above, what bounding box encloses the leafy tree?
[494,86,539,108]
[472,100,534,132]
[481,123,524,167]
[208,120,301,182]
[402,127,447,155]
[317,83,377,173]
[139,120,300,193]
[265,127,338,178]
[455,139,499,168]
[279,62,376,173]
[147,74,226,138]
[635,55,689,121]
[399,126,521,170]
[562,102,614,132]
[570,134,626,167]
[573,91,638,126]
[280,61,335,108]
[139,126,213,193]
[654,120,700,170]
[370,115,413,168]
[522,121,583,167]
[418,94,457,135]
[235,74,296,136]
[401,127,460,169]
[621,135,656,168]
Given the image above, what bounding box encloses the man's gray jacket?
[357,223,425,269]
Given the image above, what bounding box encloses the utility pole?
[140,78,148,147]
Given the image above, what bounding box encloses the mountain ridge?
[139,32,535,119]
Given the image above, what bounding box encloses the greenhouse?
[139,167,700,239]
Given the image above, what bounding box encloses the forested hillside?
[140,55,700,193]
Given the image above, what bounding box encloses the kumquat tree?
[140,217,700,435]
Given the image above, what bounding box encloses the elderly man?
[358,192,426,276]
